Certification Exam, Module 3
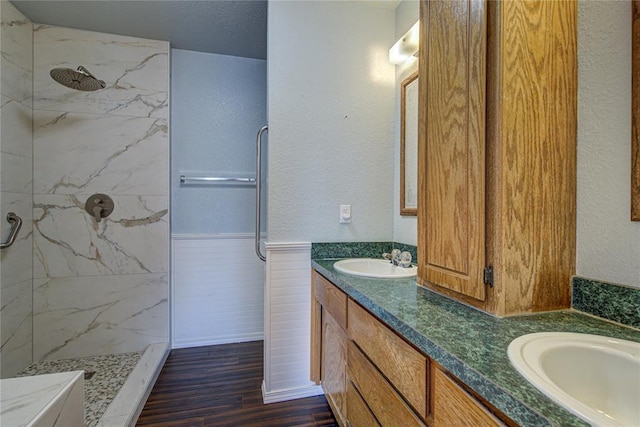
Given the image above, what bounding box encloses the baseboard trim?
[172,333,264,349]
[261,381,323,404]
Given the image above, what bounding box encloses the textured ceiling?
[12,0,268,59]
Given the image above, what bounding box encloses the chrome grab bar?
[180,175,256,185]
[255,125,268,262]
[0,212,23,249]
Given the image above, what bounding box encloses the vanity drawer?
[313,271,347,329]
[346,380,380,427]
[432,367,505,427]
[348,341,425,427]
[347,300,428,418]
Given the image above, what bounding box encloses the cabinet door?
[322,310,348,426]
[418,0,487,301]
[311,270,349,425]
[311,295,322,384]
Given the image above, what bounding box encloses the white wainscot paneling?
[262,242,322,404]
[171,234,265,348]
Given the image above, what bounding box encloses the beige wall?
[267,1,396,243]
[577,0,640,288]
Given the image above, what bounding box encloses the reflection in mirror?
[401,71,419,216]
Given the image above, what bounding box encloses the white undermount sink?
[508,332,640,427]
[333,258,417,278]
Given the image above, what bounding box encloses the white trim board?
[263,242,315,402]
[261,381,323,404]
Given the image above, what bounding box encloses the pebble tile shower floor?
[17,351,142,427]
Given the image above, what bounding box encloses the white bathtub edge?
[0,371,84,427]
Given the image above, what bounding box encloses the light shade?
[389,21,420,65]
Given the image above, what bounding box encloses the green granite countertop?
[311,258,640,427]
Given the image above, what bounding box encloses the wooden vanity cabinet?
[311,270,515,426]
[417,0,577,316]
[311,271,348,426]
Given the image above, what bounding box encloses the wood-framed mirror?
[400,71,419,216]
[633,0,640,221]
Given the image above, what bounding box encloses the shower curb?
[95,342,170,427]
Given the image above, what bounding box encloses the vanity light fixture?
[389,20,419,65]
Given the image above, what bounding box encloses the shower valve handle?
[85,194,114,223]
[93,206,104,222]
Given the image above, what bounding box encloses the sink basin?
[333,258,417,278]
[508,332,640,427]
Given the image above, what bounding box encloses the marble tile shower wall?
[0,1,34,377]
[32,25,169,361]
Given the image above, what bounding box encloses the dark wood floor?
[136,341,337,426]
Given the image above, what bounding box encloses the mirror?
[401,71,419,216]
[633,0,640,221]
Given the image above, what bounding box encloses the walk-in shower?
[1,3,170,425]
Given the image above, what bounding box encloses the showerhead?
[49,66,106,92]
